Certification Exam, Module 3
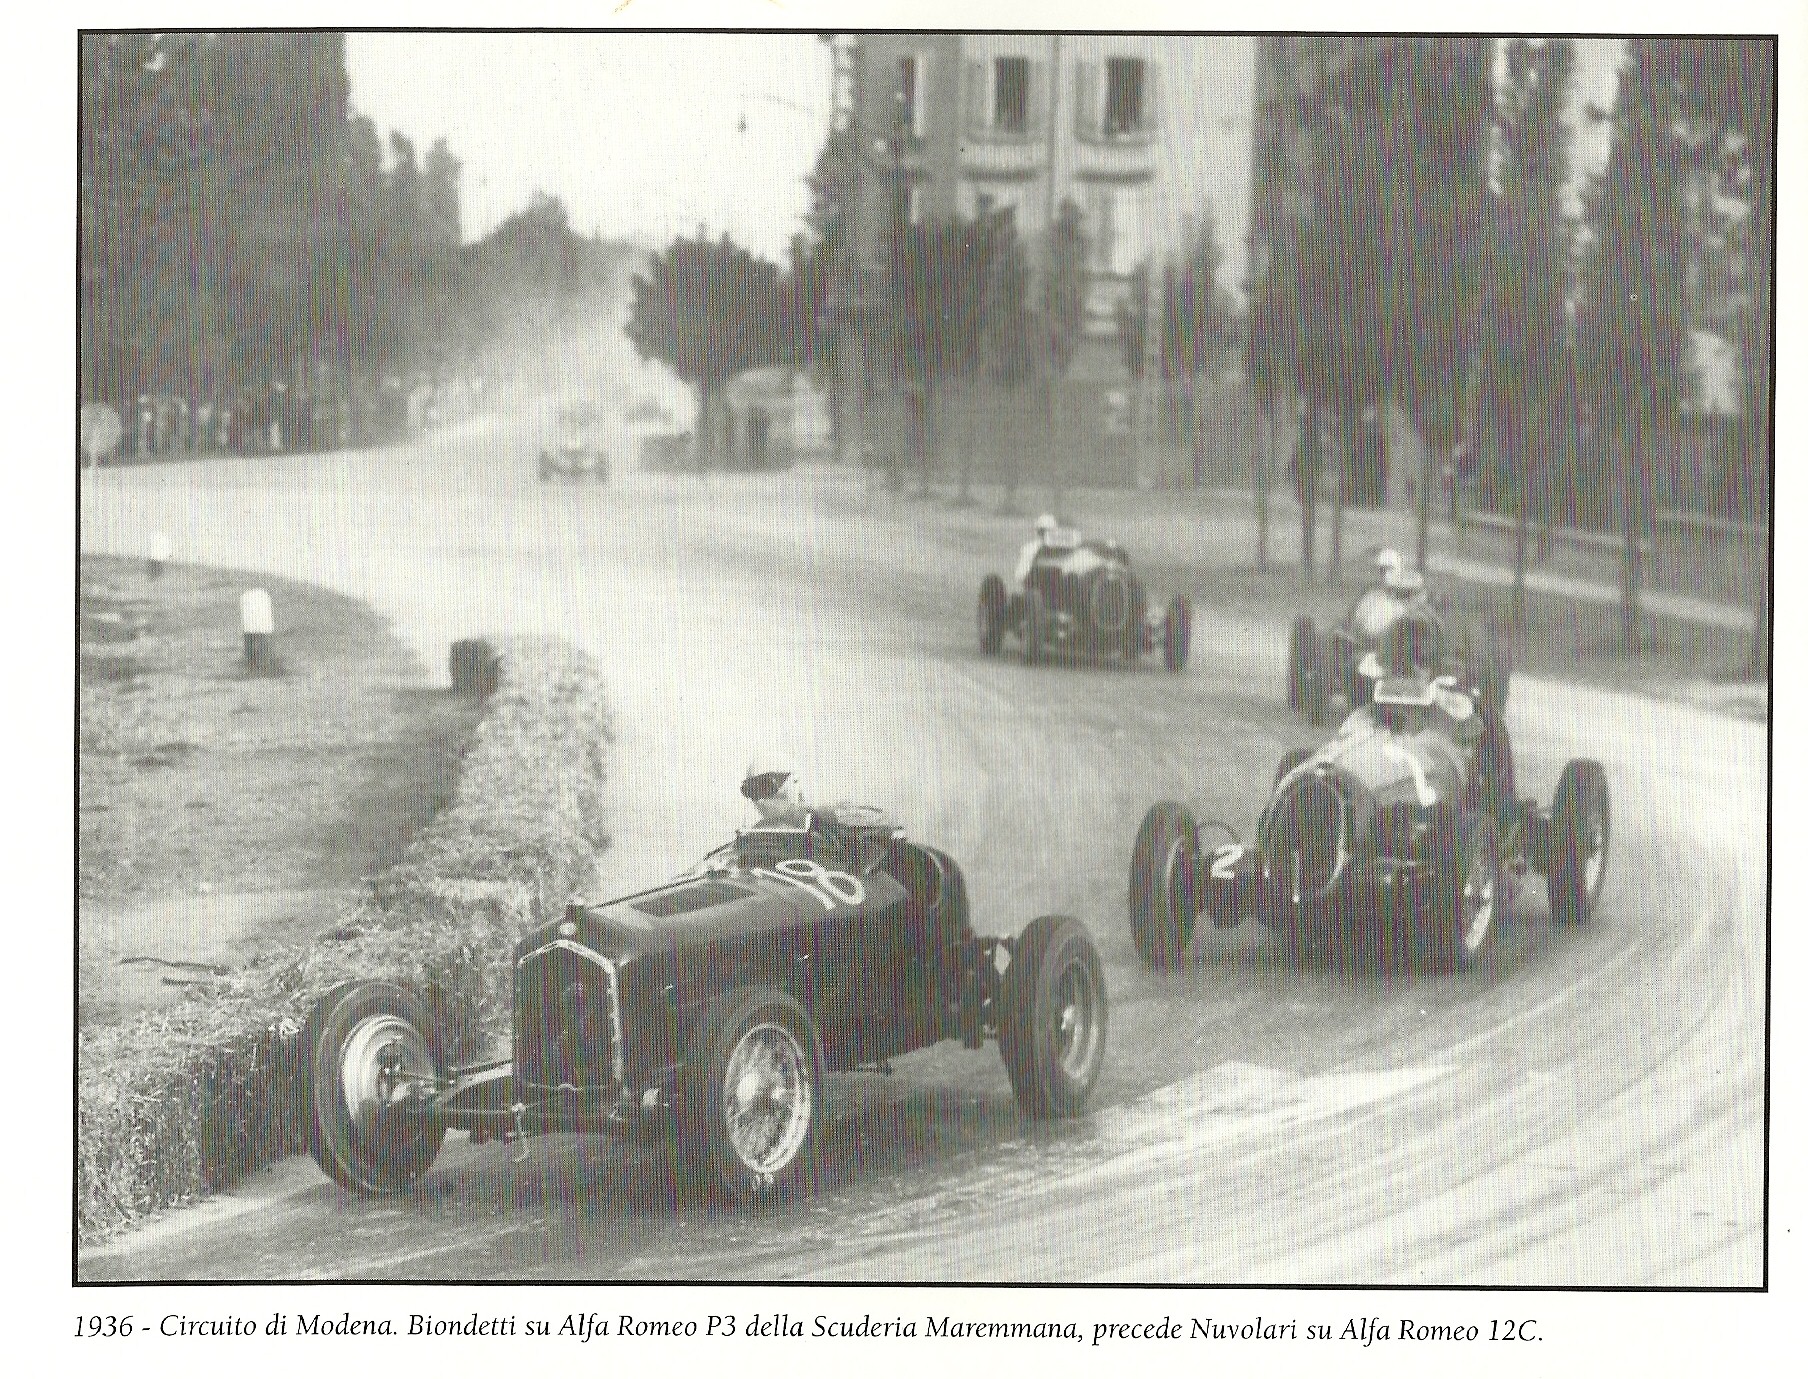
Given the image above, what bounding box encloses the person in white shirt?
[1014,512,1061,585]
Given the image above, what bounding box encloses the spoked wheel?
[1128,801,1200,969]
[301,981,448,1194]
[999,915,1108,1119]
[977,574,1008,656]
[679,987,823,1203]
[1163,595,1192,672]
[1548,759,1611,924]
[1427,812,1503,972]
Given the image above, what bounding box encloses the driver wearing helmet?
[1014,512,1061,585]
[741,761,813,828]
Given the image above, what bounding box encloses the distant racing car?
[1287,576,1510,723]
[301,805,1108,1204]
[977,526,1192,671]
[538,401,610,482]
[1132,628,1607,972]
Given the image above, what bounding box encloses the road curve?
[78,427,1765,1283]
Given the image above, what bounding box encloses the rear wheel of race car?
[1020,589,1046,665]
[1129,801,1199,969]
[301,981,448,1194]
[1426,811,1504,972]
[1287,616,1327,722]
[1163,595,1192,672]
[977,574,1008,656]
[1548,760,1611,925]
[998,916,1108,1119]
[679,986,823,1204]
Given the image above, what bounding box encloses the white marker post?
[240,588,274,673]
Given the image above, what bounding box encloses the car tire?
[998,915,1108,1119]
[1548,759,1611,925]
[1288,616,1327,723]
[1426,811,1504,972]
[1021,589,1046,665]
[977,574,1008,656]
[300,980,448,1195]
[1129,801,1200,969]
[678,986,823,1204]
[1163,595,1192,672]
[1273,746,1313,791]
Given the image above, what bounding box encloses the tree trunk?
[1414,432,1435,572]
[1511,410,1530,632]
[1299,398,1320,587]
[1190,374,1206,487]
[1048,373,1065,516]
[1254,404,1272,573]
[1620,419,1643,652]
[1327,408,1349,588]
[695,380,715,471]
[956,378,974,505]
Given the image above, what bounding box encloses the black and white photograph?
[51,0,1798,1367]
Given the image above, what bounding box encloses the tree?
[1667,39,1774,674]
[1161,210,1232,490]
[1482,39,1577,630]
[1577,41,1690,651]
[624,229,789,467]
[979,211,1036,508]
[1384,38,1494,571]
[1040,200,1088,510]
[891,216,993,495]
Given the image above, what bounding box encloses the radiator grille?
[515,943,617,1091]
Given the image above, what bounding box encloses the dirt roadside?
[78,555,482,1026]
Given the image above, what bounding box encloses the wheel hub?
[722,1022,812,1175]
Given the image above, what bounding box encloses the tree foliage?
[79,33,462,415]
[623,229,789,460]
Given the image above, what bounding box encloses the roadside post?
[148,532,172,580]
[240,588,275,673]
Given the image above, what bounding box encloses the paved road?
[77,423,1766,1283]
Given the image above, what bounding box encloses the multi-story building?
[827,33,1175,483]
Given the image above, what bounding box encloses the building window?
[993,56,1029,133]
[1103,57,1147,136]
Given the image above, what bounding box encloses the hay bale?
[77,636,612,1244]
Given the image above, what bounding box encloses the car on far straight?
[1286,576,1510,724]
[977,526,1192,671]
[539,400,610,482]
[301,804,1107,1205]
[1131,619,1608,973]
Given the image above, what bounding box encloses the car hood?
[525,867,909,963]
[1298,711,1468,812]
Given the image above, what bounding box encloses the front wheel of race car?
[679,986,824,1204]
[301,981,449,1194]
[1287,617,1327,722]
[1426,811,1504,972]
[977,574,1008,655]
[1548,759,1611,925]
[1129,801,1200,968]
[999,916,1108,1119]
[1020,589,1047,665]
[1163,595,1192,672]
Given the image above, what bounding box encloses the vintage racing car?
[301,809,1108,1203]
[1130,662,1609,972]
[538,401,610,482]
[977,527,1192,671]
[1287,580,1510,723]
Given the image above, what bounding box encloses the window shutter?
[1075,61,1100,141]
[966,60,987,138]
[1026,58,1048,134]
